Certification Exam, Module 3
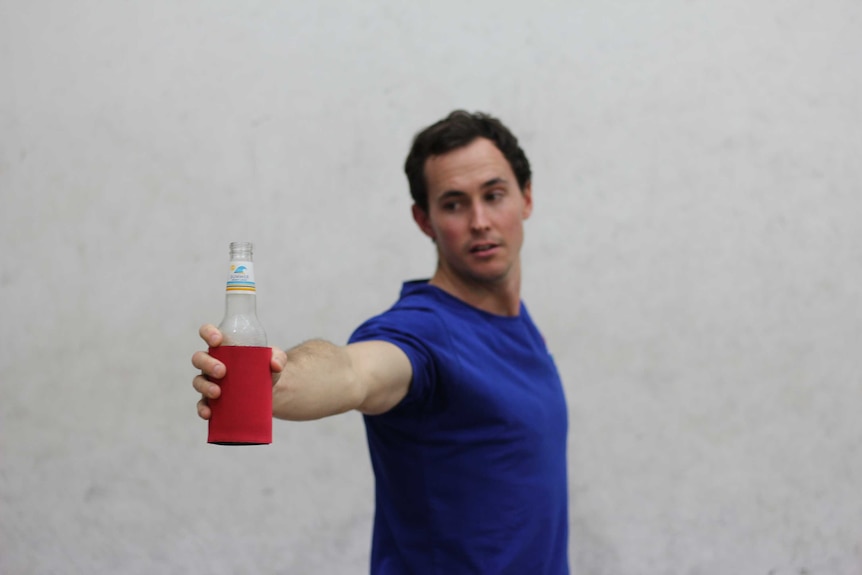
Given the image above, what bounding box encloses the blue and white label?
[226,261,256,293]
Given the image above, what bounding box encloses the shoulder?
[349,283,455,414]
[349,281,451,345]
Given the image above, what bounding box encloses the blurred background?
[1,1,860,573]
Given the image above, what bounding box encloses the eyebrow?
[479,177,508,189]
[437,178,510,202]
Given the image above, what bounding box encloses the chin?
[464,267,511,286]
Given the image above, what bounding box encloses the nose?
[470,204,491,232]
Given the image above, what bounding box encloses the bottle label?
[226,261,256,294]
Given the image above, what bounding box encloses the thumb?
[200,324,223,348]
[271,347,287,373]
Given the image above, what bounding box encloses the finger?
[198,324,223,348]
[271,347,287,373]
[192,374,222,399]
[197,397,212,420]
[191,350,225,379]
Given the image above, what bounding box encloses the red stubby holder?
[207,346,273,445]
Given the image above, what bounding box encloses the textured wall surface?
[2,1,861,573]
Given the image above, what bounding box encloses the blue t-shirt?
[349,281,569,574]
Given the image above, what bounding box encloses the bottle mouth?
[229,242,254,260]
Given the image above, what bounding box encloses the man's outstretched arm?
[192,324,412,421]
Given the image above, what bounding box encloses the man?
[193,111,569,574]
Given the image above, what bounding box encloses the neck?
[428,263,522,317]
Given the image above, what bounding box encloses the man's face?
[412,137,533,288]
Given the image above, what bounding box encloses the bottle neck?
[225,256,257,296]
[223,292,258,316]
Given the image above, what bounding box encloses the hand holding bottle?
[191,324,287,421]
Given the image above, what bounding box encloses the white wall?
[2,1,861,573]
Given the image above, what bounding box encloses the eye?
[486,189,505,202]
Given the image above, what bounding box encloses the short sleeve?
[348,306,444,412]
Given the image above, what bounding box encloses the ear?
[412,204,436,240]
[522,181,533,220]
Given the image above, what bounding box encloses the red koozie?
[207,346,273,445]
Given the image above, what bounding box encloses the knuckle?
[193,374,209,392]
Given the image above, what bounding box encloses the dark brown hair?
[404,110,532,212]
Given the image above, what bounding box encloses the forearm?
[272,339,364,421]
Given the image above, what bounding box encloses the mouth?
[469,242,499,255]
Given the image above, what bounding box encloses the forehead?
[424,138,515,195]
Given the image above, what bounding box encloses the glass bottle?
[218,242,267,346]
